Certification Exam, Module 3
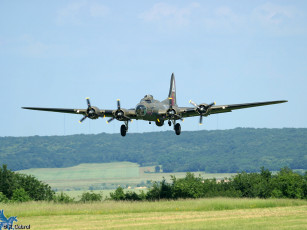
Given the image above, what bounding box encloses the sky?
[0,0,306,137]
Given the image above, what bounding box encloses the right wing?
[22,107,137,119]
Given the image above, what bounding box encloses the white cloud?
[56,1,109,25]
[139,2,200,27]
[252,2,295,25]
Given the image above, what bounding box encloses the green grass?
[17,162,235,191]
[1,198,307,229]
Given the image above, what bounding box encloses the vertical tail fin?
[168,73,177,106]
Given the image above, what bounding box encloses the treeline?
[110,168,307,201]
[1,165,306,203]
[0,164,104,203]
[1,128,306,173]
[0,164,54,202]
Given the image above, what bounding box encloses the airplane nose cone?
[136,105,147,116]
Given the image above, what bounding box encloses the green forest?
[0,128,306,173]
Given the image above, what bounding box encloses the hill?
[0,128,306,172]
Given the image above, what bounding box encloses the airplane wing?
[22,107,114,116]
[22,107,87,115]
[22,107,137,121]
[180,100,288,118]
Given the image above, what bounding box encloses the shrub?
[110,187,125,200]
[53,192,74,203]
[80,192,102,202]
[11,188,31,202]
[0,192,9,203]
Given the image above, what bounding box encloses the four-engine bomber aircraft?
[23,73,287,136]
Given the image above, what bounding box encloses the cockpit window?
[136,105,147,116]
[143,94,153,103]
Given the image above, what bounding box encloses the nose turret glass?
[136,105,147,116]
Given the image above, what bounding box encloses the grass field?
[17,162,235,191]
[1,198,307,229]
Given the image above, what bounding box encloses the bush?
[0,192,9,203]
[110,187,125,200]
[53,192,74,203]
[11,188,31,202]
[80,192,103,202]
[0,164,55,201]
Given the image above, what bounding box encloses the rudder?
[168,73,177,106]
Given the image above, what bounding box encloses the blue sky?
[0,0,306,136]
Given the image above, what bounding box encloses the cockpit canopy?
[143,94,154,103]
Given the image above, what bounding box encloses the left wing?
[180,100,287,118]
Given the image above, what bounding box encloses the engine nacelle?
[114,109,126,121]
[87,106,100,119]
[166,108,177,119]
[198,104,210,116]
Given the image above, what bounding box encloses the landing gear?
[168,120,171,126]
[174,123,181,135]
[120,125,127,136]
[120,121,129,137]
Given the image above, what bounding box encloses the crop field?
[17,162,235,191]
[1,198,307,229]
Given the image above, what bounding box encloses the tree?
[110,187,125,200]
[0,164,55,201]
[0,192,9,203]
[80,192,102,202]
[11,188,31,202]
[53,192,74,203]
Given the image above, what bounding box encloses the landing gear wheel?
[120,124,127,137]
[174,123,181,135]
[168,120,171,126]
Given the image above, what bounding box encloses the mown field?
[1,198,307,229]
[17,162,235,191]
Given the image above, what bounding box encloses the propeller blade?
[107,117,115,123]
[208,102,216,107]
[117,99,121,110]
[189,100,198,107]
[199,115,203,124]
[174,114,183,121]
[123,115,131,121]
[79,116,87,123]
[86,98,91,108]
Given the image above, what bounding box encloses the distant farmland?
[17,162,235,191]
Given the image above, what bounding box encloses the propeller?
[107,99,131,123]
[79,98,100,123]
[166,97,183,121]
[189,100,216,124]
